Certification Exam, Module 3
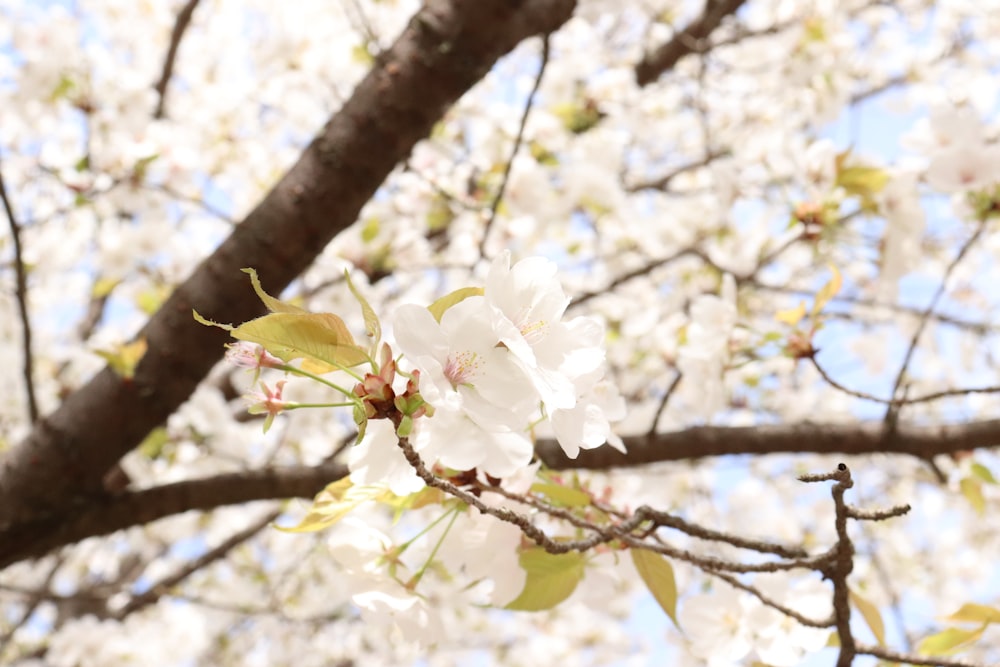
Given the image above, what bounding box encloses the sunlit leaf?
[137,426,170,460]
[345,270,381,354]
[959,477,986,515]
[917,625,985,655]
[94,338,148,380]
[812,264,842,317]
[970,462,998,485]
[427,287,484,322]
[945,602,1000,624]
[850,588,885,646]
[836,164,889,210]
[775,302,807,326]
[530,483,592,508]
[242,268,304,314]
[91,276,121,298]
[232,312,367,369]
[506,549,585,611]
[193,309,234,331]
[276,477,391,533]
[631,549,679,629]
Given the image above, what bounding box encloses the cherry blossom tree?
[2,0,1000,665]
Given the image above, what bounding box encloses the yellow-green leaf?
[193,309,234,331]
[137,426,170,460]
[971,462,998,485]
[959,477,986,515]
[812,264,842,318]
[232,312,367,369]
[92,276,121,298]
[836,164,889,210]
[276,478,391,533]
[631,549,679,629]
[917,625,986,655]
[427,287,484,322]
[94,338,147,379]
[776,302,807,326]
[506,549,585,611]
[530,483,592,508]
[242,268,304,314]
[850,588,886,646]
[136,284,171,314]
[344,270,381,354]
[360,217,380,243]
[945,603,1000,625]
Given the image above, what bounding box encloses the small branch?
[646,372,682,438]
[569,247,699,308]
[711,571,831,628]
[0,152,38,423]
[479,34,550,258]
[800,463,856,666]
[857,643,986,667]
[635,0,749,86]
[810,355,1000,408]
[113,508,280,619]
[884,220,987,427]
[626,150,730,192]
[0,556,62,657]
[152,0,202,119]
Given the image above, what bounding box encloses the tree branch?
[153,0,202,119]
[635,0,749,86]
[0,462,347,569]
[0,152,38,424]
[4,416,999,568]
[0,0,577,538]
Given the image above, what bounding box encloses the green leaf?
[91,276,121,298]
[426,196,454,232]
[193,309,234,331]
[276,478,391,533]
[427,287,484,322]
[836,163,889,211]
[971,462,998,485]
[917,626,986,655]
[94,338,147,379]
[850,588,886,646]
[242,268,304,314]
[945,603,1000,624]
[775,302,807,326]
[811,264,842,318]
[631,549,679,629]
[360,217,380,243]
[344,270,381,355]
[232,312,368,370]
[137,426,170,460]
[505,549,586,611]
[959,476,986,515]
[530,483,592,508]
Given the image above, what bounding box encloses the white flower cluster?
[905,105,1000,194]
[349,252,625,492]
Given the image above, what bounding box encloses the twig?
[857,643,985,667]
[479,34,550,258]
[153,0,202,119]
[0,556,62,657]
[710,571,831,628]
[884,220,987,428]
[0,152,38,423]
[113,508,280,619]
[635,0,749,86]
[646,372,683,438]
[810,355,1000,407]
[799,463,856,666]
